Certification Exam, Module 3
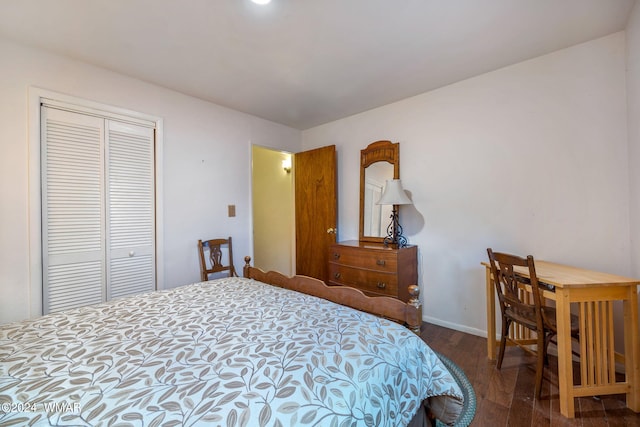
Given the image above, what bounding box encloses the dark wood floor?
[420,323,640,427]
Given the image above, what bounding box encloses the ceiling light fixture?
[251,0,271,4]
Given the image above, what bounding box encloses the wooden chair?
[486,248,579,399]
[198,237,237,281]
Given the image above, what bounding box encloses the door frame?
[27,87,164,318]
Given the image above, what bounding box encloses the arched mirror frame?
[359,140,400,243]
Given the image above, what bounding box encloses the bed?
[0,258,464,426]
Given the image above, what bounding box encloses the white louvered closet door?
[106,121,155,299]
[42,108,106,313]
[42,106,156,313]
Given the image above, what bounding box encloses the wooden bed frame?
[243,256,423,333]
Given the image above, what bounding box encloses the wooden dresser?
[327,240,418,302]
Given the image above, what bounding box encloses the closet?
[41,104,156,313]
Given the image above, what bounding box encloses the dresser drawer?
[327,241,417,302]
[329,246,397,272]
[328,264,398,297]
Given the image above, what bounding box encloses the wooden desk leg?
[623,286,640,412]
[485,266,496,360]
[555,289,575,418]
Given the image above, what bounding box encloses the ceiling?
[0,0,635,129]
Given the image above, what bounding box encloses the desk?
[482,260,640,418]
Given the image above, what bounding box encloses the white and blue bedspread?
[0,277,462,426]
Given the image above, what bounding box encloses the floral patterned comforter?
[0,277,463,426]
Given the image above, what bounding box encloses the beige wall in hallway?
[252,146,294,275]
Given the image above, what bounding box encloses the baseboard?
[422,315,487,338]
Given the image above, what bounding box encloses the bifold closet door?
[106,121,155,299]
[42,106,156,313]
[42,107,106,313]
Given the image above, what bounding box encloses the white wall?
[0,38,301,324]
[628,1,640,278]
[302,33,630,336]
[1,28,634,335]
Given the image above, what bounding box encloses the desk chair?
[486,248,579,399]
[198,237,237,281]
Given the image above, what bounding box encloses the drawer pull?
[333,253,340,260]
[376,259,386,266]
[334,272,342,279]
[377,282,386,289]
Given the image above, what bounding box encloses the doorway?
[251,144,337,281]
[251,146,295,275]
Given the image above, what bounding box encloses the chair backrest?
[486,248,545,330]
[198,237,237,281]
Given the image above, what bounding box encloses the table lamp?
[377,179,412,247]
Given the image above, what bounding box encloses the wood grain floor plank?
[577,396,607,426]
[420,323,639,426]
[510,356,537,427]
[601,394,640,427]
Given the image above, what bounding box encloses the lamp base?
[383,235,407,248]
[383,209,408,248]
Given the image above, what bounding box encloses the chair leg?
[534,334,546,399]
[497,318,510,370]
[543,333,554,366]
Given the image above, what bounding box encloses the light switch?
[228,205,236,217]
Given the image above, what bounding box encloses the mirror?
[359,140,400,243]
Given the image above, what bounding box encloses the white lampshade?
[377,179,412,205]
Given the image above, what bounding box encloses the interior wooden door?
[295,145,337,282]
